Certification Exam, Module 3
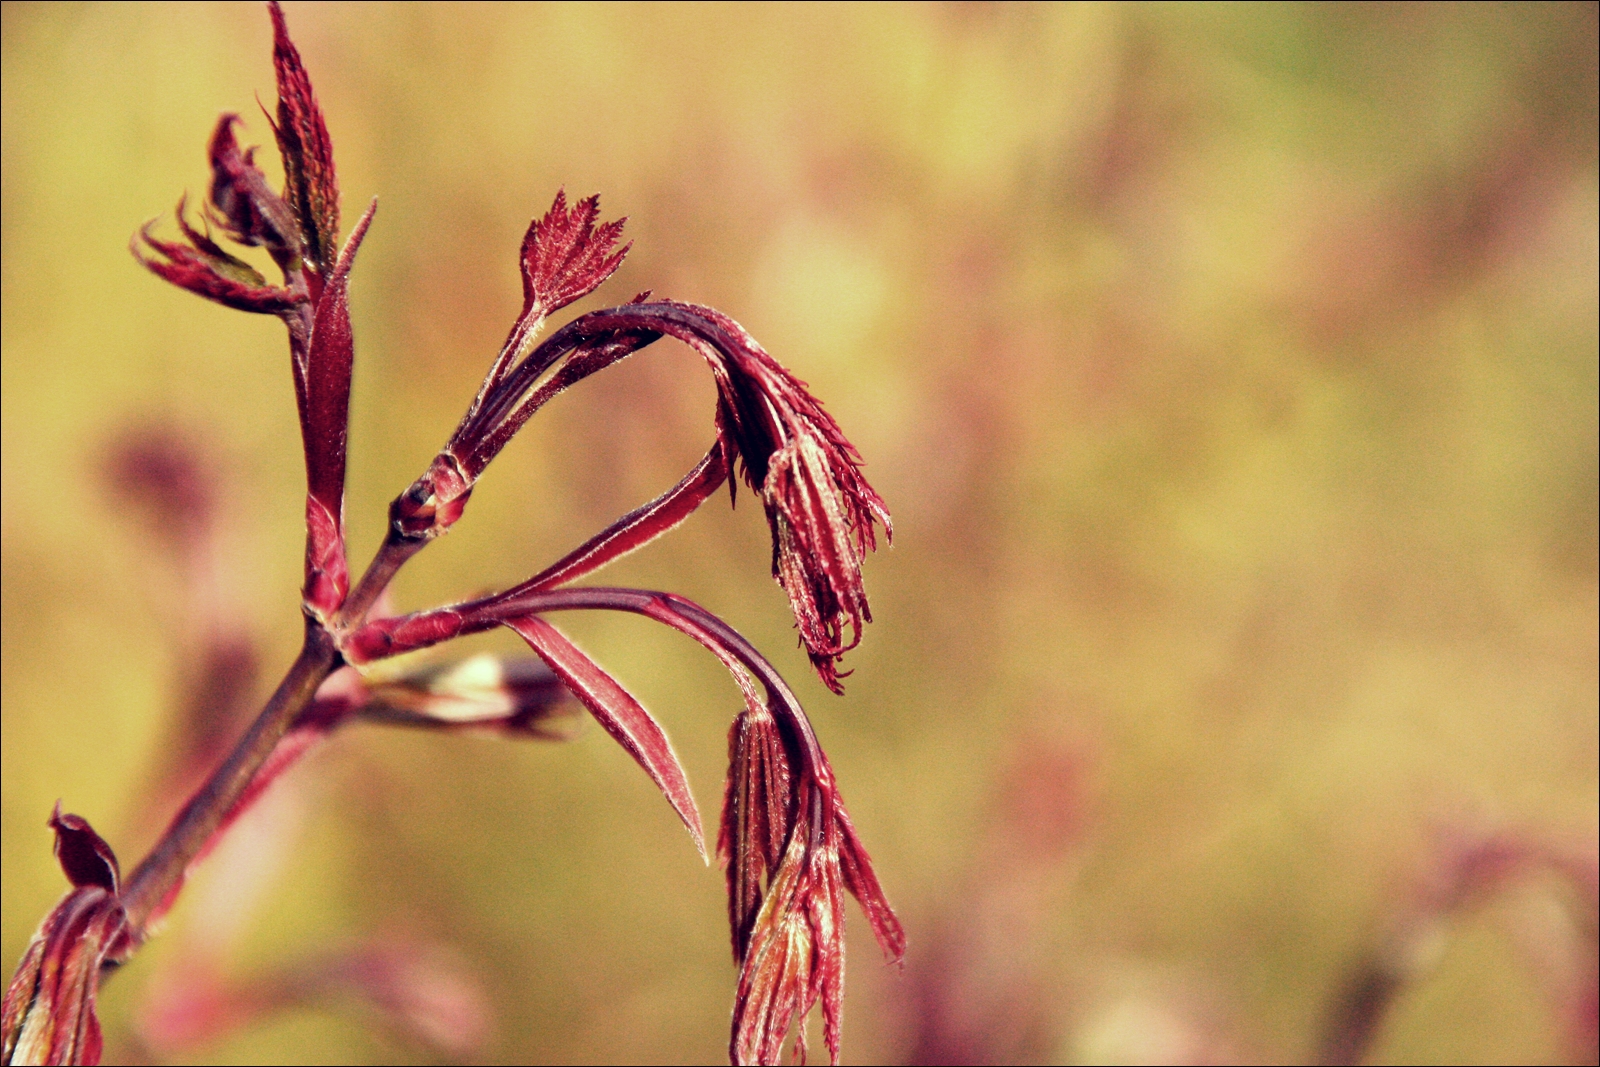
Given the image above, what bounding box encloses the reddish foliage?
[2,814,128,1067]
[206,115,301,263]
[12,6,899,1065]
[268,0,339,273]
[504,615,705,857]
[520,189,631,321]
[48,806,119,895]
[298,200,374,615]
[133,214,302,315]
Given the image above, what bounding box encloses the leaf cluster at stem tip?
[4,5,902,1066]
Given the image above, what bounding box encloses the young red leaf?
[382,193,635,547]
[134,219,303,315]
[456,301,891,691]
[206,115,303,266]
[136,111,311,311]
[729,825,841,1067]
[403,295,890,690]
[720,702,795,962]
[3,812,128,1067]
[268,1,339,273]
[300,200,373,505]
[398,585,903,1065]
[762,431,883,693]
[464,191,631,441]
[298,200,375,617]
[727,777,903,1067]
[502,615,704,859]
[520,189,630,323]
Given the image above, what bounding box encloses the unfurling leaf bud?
[206,116,303,267]
[390,452,474,542]
[268,0,339,274]
[134,209,304,316]
[1,810,128,1067]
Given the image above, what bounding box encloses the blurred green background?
[3,3,1596,1064]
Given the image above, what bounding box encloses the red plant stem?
[359,586,830,783]
[518,446,729,593]
[520,589,826,775]
[119,620,340,936]
[334,531,425,633]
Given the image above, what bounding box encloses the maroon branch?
[7,5,899,1065]
[363,295,889,692]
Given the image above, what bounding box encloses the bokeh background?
[4,3,1596,1064]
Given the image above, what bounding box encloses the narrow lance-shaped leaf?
[721,699,794,961]
[299,200,375,617]
[502,616,704,859]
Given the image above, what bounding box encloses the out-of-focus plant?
[0,5,902,1065]
[1317,828,1599,1067]
[896,740,1597,1067]
[905,736,1092,1066]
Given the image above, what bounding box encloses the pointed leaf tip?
[135,217,305,315]
[503,616,705,859]
[49,803,119,894]
[269,0,340,272]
